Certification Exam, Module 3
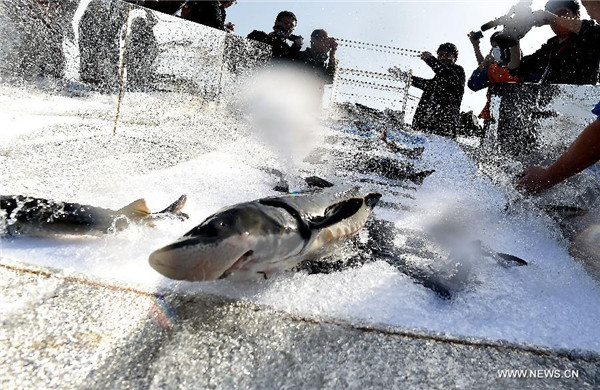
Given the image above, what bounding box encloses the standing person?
[402,43,465,137]
[125,12,159,91]
[467,32,521,123]
[247,11,303,61]
[297,29,337,84]
[78,0,128,91]
[508,0,600,85]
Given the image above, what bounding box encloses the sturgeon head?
[149,202,299,281]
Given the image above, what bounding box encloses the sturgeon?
[1,194,188,237]
[149,188,381,281]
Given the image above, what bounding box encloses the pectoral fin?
[118,198,152,219]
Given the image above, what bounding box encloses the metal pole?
[113,4,132,136]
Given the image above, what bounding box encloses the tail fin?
[153,195,189,220]
[118,199,152,219]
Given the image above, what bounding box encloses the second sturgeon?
[149,188,381,281]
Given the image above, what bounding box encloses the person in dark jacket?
[181,0,235,32]
[247,11,303,61]
[297,29,337,84]
[410,43,465,137]
[508,0,600,85]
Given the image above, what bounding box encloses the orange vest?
[480,63,522,120]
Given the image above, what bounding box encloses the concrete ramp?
[1,258,598,389]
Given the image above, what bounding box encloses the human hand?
[515,165,555,194]
[582,0,600,22]
[483,53,495,66]
[419,51,433,61]
[329,38,338,53]
[292,35,304,47]
[531,9,557,27]
[225,22,235,32]
[468,31,481,45]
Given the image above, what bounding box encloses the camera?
[480,0,535,43]
[471,31,484,40]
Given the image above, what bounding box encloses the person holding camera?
[391,43,465,137]
[247,11,303,61]
[467,31,522,123]
[297,29,338,84]
[507,0,600,85]
[517,0,600,194]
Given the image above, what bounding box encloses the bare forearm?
[508,44,521,70]
[472,43,484,65]
[546,120,600,185]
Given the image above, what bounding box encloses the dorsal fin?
[118,198,151,218]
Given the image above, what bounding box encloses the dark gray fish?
[1,194,188,237]
[148,187,381,281]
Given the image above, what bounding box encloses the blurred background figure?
[297,29,338,85]
[10,0,79,80]
[126,11,159,91]
[180,0,236,32]
[247,11,303,61]
[78,0,128,91]
[127,1,237,32]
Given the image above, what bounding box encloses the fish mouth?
[148,236,252,281]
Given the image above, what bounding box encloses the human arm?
[583,0,600,22]
[411,75,430,91]
[421,54,464,88]
[517,119,600,193]
[533,10,584,34]
[328,38,337,63]
[507,43,521,70]
[508,41,549,81]
[323,42,337,83]
[468,31,485,65]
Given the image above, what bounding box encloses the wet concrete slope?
[1,259,598,389]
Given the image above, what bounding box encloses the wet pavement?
[1,258,598,389]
